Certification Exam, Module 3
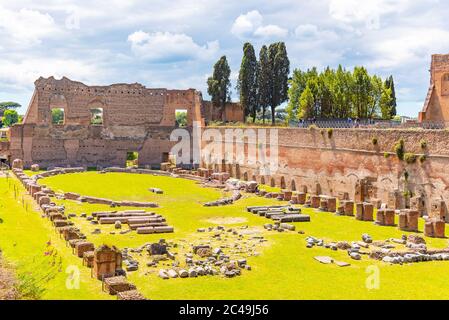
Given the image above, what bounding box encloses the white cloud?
[329,0,411,30]
[231,10,263,37]
[0,58,105,91]
[231,10,287,39]
[368,27,449,69]
[0,6,62,46]
[254,24,288,38]
[127,31,219,62]
[294,24,339,41]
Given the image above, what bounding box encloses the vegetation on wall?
[420,139,427,149]
[394,139,405,160]
[404,153,417,164]
[419,155,427,163]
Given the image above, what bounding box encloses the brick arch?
[280,176,286,189]
[243,171,248,181]
[291,179,297,191]
[252,174,257,182]
[260,176,266,185]
[270,177,276,187]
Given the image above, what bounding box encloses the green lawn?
[2,171,449,299]
[0,177,111,300]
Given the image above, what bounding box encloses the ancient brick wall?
[420,54,449,122]
[201,101,244,123]
[201,127,449,213]
[10,77,203,168]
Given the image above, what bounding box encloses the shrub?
[308,124,318,130]
[403,190,413,198]
[404,171,409,181]
[394,139,405,160]
[404,153,417,164]
[320,129,325,135]
[372,137,378,145]
[420,139,427,149]
[384,152,390,158]
[327,128,333,138]
[419,155,427,163]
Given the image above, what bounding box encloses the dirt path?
[0,253,20,300]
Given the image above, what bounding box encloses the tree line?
[286,66,397,121]
[206,42,399,125]
[207,42,290,125]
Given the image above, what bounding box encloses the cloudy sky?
[0,0,448,117]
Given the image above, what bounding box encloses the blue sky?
[1,0,448,117]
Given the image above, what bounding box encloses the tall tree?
[237,43,258,123]
[268,42,290,125]
[1,109,19,127]
[385,75,397,118]
[351,66,372,118]
[298,85,315,119]
[258,45,271,124]
[207,56,231,122]
[0,102,21,112]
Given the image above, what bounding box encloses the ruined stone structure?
[5,73,449,219]
[0,76,243,168]
[201,127,449,217]
[419,54,449,122]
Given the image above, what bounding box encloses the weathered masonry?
[0,77,242,168]
[420,54,449,122]
[201,127,449,217]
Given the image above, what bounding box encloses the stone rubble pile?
[134,227,265,281]
[203,190,242,207]
[247,205,311,223]
[89,210,174,235]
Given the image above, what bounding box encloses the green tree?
[51,108,64,124]
[385,75,397,117]
[298,85,315,119]
[207,56,231,122]
[2,109,19,127]
[258,45,271,123]
[380,86,393,119]
[332,65,352,118]
[268,42,290,125]
[0,101,21,112]
[175,111,187,127]
[352,66,372,118]
[237,43,259,123]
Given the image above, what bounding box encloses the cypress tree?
[207,56,231,122]
[237,43,258,123]
[258,45,271,123]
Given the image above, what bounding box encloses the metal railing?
[291,119,447,130]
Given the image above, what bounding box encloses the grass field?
[2,171,449,299]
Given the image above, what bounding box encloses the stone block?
[75,241,95,258]
[310,195,320,208]
[343,201,354,216]
[282,190,292,201]
[297,192,306,205]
